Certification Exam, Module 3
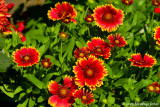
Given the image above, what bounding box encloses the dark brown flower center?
[102,12,114,22]
[84,68,94,78]
[57,87,70,99]
[115,40,119,44]
[79,53,84,57]
[82,95,87,100]
[96,47,102,52]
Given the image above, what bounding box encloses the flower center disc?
[82,95,87,100]
[84,68,94,78]
[24,55,30,61]
[79,53,84,57]
[44,62,49,67]
[156,86,160,91]
[96,47,102,52]
[105,13,112,20]
[115,40,119,44]
[58,87,69,99]
[148,86,154,91]
[125,0,129,4]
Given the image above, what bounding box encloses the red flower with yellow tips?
[41,58,52,68]
[128,53,156,68]
[0,0,11,32]
[152,0,160,6]
[74,88,94,105]
[47,2,77,24]
[87,37,111,59]
[107,33,127,47]
[85,15,94,23]
[122,0,133,5]
[147,85,155,92]
[154,26,160,45]
[93,4,124,32]
[74,47,90,59]
[48,76,78,107]
[12,46,39,67]
[60,32,68,39]
[73,55,108,90]
[152,82,160,93]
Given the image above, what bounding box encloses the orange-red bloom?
[93,4,124,32]
[16,22,25,32]
[87,37,111,59]
[73,55,108,90]
[48,76,78,107]
[19,33,26,42]
[154,7,160,13]
[154,26,160,45]
[74,88,94,105]
[41,58,52,68]
[85,15,94,23]
[122,0,133,5]
[7,3,14,10]
[60,32,68,39]
[0,0,11,32]
[148,82,160,94]
[74,47,90,59]
[47,2,77,24]
[128,53,156,68]
[152,0,160,6]
[12,46,39,67]
[107,33,127,47]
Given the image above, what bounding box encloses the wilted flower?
[122,0,133,5]
[93,4,124,32]
[128,53,156,68]
[73,55,108,90]
[47,2,77,24]
[107,33,127,47]
[12,46,39,67]
[41,58,52,68]
[74,88,94,105]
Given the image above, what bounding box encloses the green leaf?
[37,96,45,103]
[0,53,13,72]
[28,97,35,107]
[42,73,54,84]
[38,38,50,58]
[76,41,84,47]
[0,38,5,50]
[17,98,29,107]
[0,86,14,98]
[23,74,45,89]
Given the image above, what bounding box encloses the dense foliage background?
[0,0,160,107]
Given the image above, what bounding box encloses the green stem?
[60,39,63,73]
[84,6,89,18]
[88,25,91,37]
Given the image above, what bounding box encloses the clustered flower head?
[148,82,160,94]
[107,33,127,47]
[128,53,156,68]
[12,46,40,67]
[60,32,68,39]
[87,37,111,59]
[48,76,78,107]
[0,0,11,32]
[122,0,133,5]
[73,55,108,90]
[154,26,160,45]
[47,2,77,24]
[93,4,124,32]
